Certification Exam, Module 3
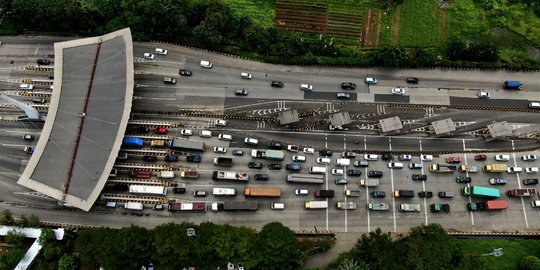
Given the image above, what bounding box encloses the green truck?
[462,186,500,199]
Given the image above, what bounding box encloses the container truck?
[462,186,500,198]
[128,170,152,179]
[359,179,380,187]
[244,187,282,197]
[467,200,508,211]
[506,188,536,197]
[398,203,421,212]
[251,150,285,161]
[151,139,166,148]
[211,201,258,211]
[128,185,167,196]
[336,202,357,210]
[122,137,144,148]
[286,174,324,184]
[180,170,199,179]
[125,202,144,211]
[393,190,415,198]
[367,202,390,211]
[304,201,328,209]
[213,157,233,167]
[459,165,479,173]
[212,188,237,196]
[157,171,175,179]
[167,138,206,152]
[168,202,207,212]
[345,190,361,197]
[483,164,508,173]
[429,164,457,172]
[314,190,335,198]
[212,171,250,182]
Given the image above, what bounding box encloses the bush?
[520,255,540,270]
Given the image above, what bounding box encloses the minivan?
[271,203,285,210]
[316,157,331,164]
[218,134,232,141]
[438,192,455,198]
[241,72,252,79]
[199,130,212,138]
[335,158,351,166]
[200,60,213,68]
[292,155,306,162]
[529,102,540,109]
[309,166,326,174]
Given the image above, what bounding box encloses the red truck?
[128,170,151,179]
[168,202,206,212]
[446,157,462,163]
[506,188,536,197]
[468,200,508,211]
[314,190,335,198]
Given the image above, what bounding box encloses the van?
[316,157,331,164]
[218,134,232,141]
[199,130,212,138]
[438,192,455,198]
[529,102,540,109]
[271,203,285,210]
[335,158,350,166]
[309,166,327,174]
[292,155,306,162]
[200,60,213,68]
[503,80,522,90]
[241,72,252,79]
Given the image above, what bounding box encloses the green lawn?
[397,0,442,47]
[456,238,540,270]
[223,0,276,29]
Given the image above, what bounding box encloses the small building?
[431,118,456,135]
[379,116,403,134]
[328,112,351,127]
[278,110,300,125]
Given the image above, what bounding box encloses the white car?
[525,167,539,174]
[391,87,405,95]
[387,162,404,169]
[495,154,510,161]
[214,119,227,127]
[213,147,227,153]
[507,166,523,173]
[364,77,378,84]
[522,154,538,161]
[218,134,232,141]
[241,72,252,79]
[143,53,155,60]
[316,157,331,164]
[20,83,34,90]
[364,154,378,161]
[300,84,313,91]
[180,129,192,136]
[398,154,412,161]
[295,189,309,196]
[478,91,490,99]
[331,169,344,176]
[303,147,315,154]
[420,155,433,161]
[244,137,259,145]
[292,155,306,162]
[155,48,168,55]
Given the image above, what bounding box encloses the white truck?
[367,203,390,211]
[124,202,143,211]
[359,179,380,187]
[398,203,421,212]
[212,188,237,196]
[157,171,175,179]
[304,201,328,209]
[336,202,357,210]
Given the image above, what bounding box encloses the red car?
[446,157,462,163]
[474,155,487,161]
[153,127,167,134]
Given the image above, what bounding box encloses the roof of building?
[379,116,403,133]
[431,118,456,135]
[278,110,300,125]
[18,28,134,211]
[328,112,352,126]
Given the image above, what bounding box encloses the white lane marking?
[364,136,371,232]
[389,137,396,232]
[463,139,475,229]
[34,44,39,55]
[512,140,529,229]
[421,139,428,225]
[325,134,329,230]
[343,135,348,232]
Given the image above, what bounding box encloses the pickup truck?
[336,202,357,210]
[287,145,300,152]
[459,165,479,173]
[180,170,199,179]
[213,157,233,167]
[345,190,361,197]
[367,202,390,211]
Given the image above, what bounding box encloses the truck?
[483,164,508,173]
[180,170,199,179]
[150,139,166,148]
[314,190,335,198]
[304,201,328,209]
[128,170,152,179]
[392,190,415,198]
[467,200,508,211]
[157,171,175,179]
[367,202,390,211]
[287,145,300,152]
[286,174,324,184]
[429,163,457,172]
[244,187,282,197]
[506,188,536,197]
[122,137,144,148]
[211,201,258,211]
[168,202,207,212]
[336,202,357,210]
[214,157,233,167]
[212,188,237,196]
[398,203,421,212]
[212,171,250,182]
[125,202,144,211]
[359,179,380,187]
[129,185,167,196]
[167,138,206,152]
[345,190,361,197]
[459,165,479,173]
[430,203,450,213]
[462,186,501,198]
[251,150,285,161]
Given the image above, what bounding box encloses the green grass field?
[456,238,540,269]
[223,0,276,29]
[397,0,442,47]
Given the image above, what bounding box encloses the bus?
[462,186,500,199]
[128,185,167,196]
[286,173,324,184]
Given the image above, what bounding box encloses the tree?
[0,247,26,269]
[27,214,40,228]
[446,38,466,61]
[152,222,196,269]
[0,210,14,225]
[39,227,57,245]
[5,231,25,247]
[58,254,78,270]
[351,228,399,270]
[519,256,540,270]
[254,222,305,269]
[16,215,29,227]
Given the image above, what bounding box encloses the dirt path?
[362,9,373,47]
[391,7,401,45]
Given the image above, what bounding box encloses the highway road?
[0,36,540,233]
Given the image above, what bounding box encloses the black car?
[418,191,433,198]
[319,148,333,156]
[412,174,427,181]
[370,191,386,198]
[455,176,471,183]
[179,69,192,76]
[254,174,269,181]
[286,163,301,171]
[186,154,201,162]
[48,73,54,79]
[143,155,157,162]
[232,149,244,156]
[406,77,419,84]
[523,178,539,185]
[268,141,283,150]
[382,153,393,161]
[173,187,186,194]
[347,170,362,176]
[248,162,263,169]
[268,163,282,170]
[165,155,178,162]
[341,82,356,90]
[37,58,50,65]
[135,126,150,134]
[368,171,383,178]
[271,81,284,88]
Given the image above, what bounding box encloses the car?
[522,154,538,161]
[367,171,383,178]
[24,146,35,154]
[268,141,283,150]
[232,149,244,156]
[446,157,462,163]
[179,69,192,76]
[409,163,422,169]
[529,102,540,109]
[387,162,403,169]
[218,134,232,141]
[286,163,301,171]
[474,154,487,161]
[186,154,201,162]
[295,189,309,196]
[331,169,344,176]
[244,137,259,145]
[398,154,412,161]
[526,167,539,174]
[213,146,227,153]
[20,84,34,90]
[241,72,252,79]
[292,155,306,162]
[489,178,507,185]
[48,73,54,79]
[193,190,207,197]
[495,154,510,161]
[507,166,523,173]
[316,157,331,164]
[523,178,539,185]
[180,129,192,136]
[391,87,405,95]
[353,160,369,167]
[478,91,490,99]
[341,82,357,90]
[364,77,378,84]
[254,174,269,181]
[347,170,362,176]
[337,92,351,99]
[23,134,34,141]
[418,191,433,198]
[200,60,213,68]
[155,48,168,55]
[455,176,472,183]
[153,127,167,134]
[143,53,155,60]
[300,84,313,91]
[382,154,393,161]
[319,148,333,156]
[163,77,176,84]
[143,155,157,162]
[370,191,386,198]
[329,125,344,131]
[303,147,315,154]
[248,162,263,169]
[268,163,282,170]
[364,154,378,161]
[341,152,356,159]
[271,203,285,210]
[335,178,347,185]
[420,154,433,161]
[287,145,300,152]
[214,119,227,127]
[164,155,178,162]
[37,59,51,65]
[153,205,164,210]
[235,89,249,96]
[406,77,419,84]
[271,81,284,88]
[412,174,427,181]
[173,187,186,194]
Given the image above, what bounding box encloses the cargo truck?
[129,185,167,196]
[211,201,258,211]
[506,188,536,197]
[430,203,450,213]
[180,170,199,179]
[367,202,390,211]
[128,170,152,179]
[125,202,144,211]
[462,186,501,198]
[244,187,282,198]
[398,203,421,212]
[459,165,479,173]
[151,139,166,148]
[467,200,508,211]
[214,157,233,167]
[286,173,324,184]
[483,164,508,173]
[212,188,237,196]
[122,137,144,148]
[304,201,328,209]
[393,190,415,198]
[212,171,250,182]
[429,164,457,172]
[251,150,285,161]
[336,202,357,210]
[157,171,175,179]
[345,190,361,197]
[168,202,207,212]
[359,179,380,187]
[314,190,335,198]
[167,138,206,152]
